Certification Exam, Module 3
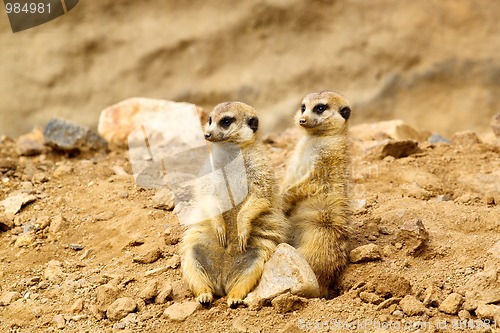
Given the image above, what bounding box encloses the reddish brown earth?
[0,124,499,333]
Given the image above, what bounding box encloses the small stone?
[166,254,181,268]
[349,244,381,263]
[359,291,384,305]
[44,117,108,153]
[423,285,443,307]
[376,297,401,311]
[155,284,173,304]
[32,172,48,184]
[0,214,14,231]
[463,270,500,311]
[427,133,450,144]
[271,292,308,313]
[93,212,113,221]
[52,165,73,178]
[70,298,84,313]
[53,314,66,329]
[49,215,66,234]
[163,301,201,322]
[164,232,180,246]
[491,112,500,137]
[397,218,429,255]
[88,304,105,320]
[475,304,500,321]
[1,192,37,215]
[37,216,51,229]
[244,243,320,307]
[44,260,64,282]
[451,130,481,146]
[139,280,158,303]
[96,284,120,312]
[488,240,500,259]
[379,140,421,159]
[112,166,129,176]
[0,291,21,306]
[458,309,471,320]
[438,292,464,314]
[373,274,412,298]
[392,309,404,318]
[133,248,163,264]
[16,127,45,156]
[119,191,129,199]
[14,231,35,247]
[399,295,426,316]
[144,267,169,277]
[152,189,175,210]
[106,297,137,321]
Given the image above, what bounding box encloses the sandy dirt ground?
[0,123,499,332]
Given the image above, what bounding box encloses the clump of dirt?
[0,126,499,332]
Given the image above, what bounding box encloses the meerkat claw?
[196,292,213,305]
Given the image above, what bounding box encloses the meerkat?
[180,102,288,307]
[281,91,351,297]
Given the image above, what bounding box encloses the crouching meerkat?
[180,102,288,307]
[282,91,351,297]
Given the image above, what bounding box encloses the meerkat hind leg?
[183,245,218,305]
[226,248,264,307]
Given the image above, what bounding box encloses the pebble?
[166,254,181,268]
[93,212,113,221]
[152,188,175,211]
[106,297,137,321]
[399,295,426,316]
[52,165,73,178]
[70,298,84,313]
[68,244,84,251]
[155,284,173,304]
[372,274,412,298]
[463,269,500,311]
[244,243,320,307]
[32,172,48,184]
[1,192,37,215]
[53,314,66,329]
[139,280,158,303]
[96,284,120,312]
[458,309,471,320]
[0,214,14,231]
[451,130,481,146]
[487,240,500,259]
[475,304,500,321]
[349,244,381,263]
[16,127,45,156]
[422,284,443,307]
[0,291,21,306]
[397,218,429,255]
[428,133,450,144]
[435,194,452,203]
[49,215,66,234]
[133,248,163,264]
[44,117,108,152]
[163,301,201,322]
[271,292,308,313]
[438,292,464,314]
[119,191,129,199]
[359,291,384,305]
[43,260,64,282]
[376,297,401,311]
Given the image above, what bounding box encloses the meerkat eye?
[208,117,212,125]
[300,104,306,113]
[219,116,235,129]
[313,104,328,114]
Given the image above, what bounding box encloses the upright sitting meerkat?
[282,91,351,297]
[180,102,288,307]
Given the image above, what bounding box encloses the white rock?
[0,291,21,306]
[244,243,320,307]
[1,192,36,215]
[98,97,205,147]
[163,301,201,321]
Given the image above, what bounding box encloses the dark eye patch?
[219,116,235,129]
[300,104,306,113]
[339,106,351,120]
[208,117,212,125]
[313,104,328,114]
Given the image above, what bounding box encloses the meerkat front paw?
[196,292,213,305]
[211,216,226,247]
[236,219,250,252]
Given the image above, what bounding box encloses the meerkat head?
[296,91,351,135]
[204,102,259,147]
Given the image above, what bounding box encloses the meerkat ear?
[247,116,259,132]
[339,106,351,120]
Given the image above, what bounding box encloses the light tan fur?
[180,102,288,307]
[282,91,351,297]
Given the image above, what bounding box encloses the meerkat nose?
[204,133,212,139]
[299,118,306,125]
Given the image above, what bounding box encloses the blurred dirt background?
[1,0,500,137]
[1,1,500,332]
